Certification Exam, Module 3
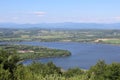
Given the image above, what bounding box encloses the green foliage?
[88,60,107,80]
[0,50,20,73]
[27,62,61,77]
[105,63,120,80]
[0,64,11,80]
[63,68,84,78]
[14,65,37,80]
[0,49,20,80]
[88,60,120,80]
[1,49,120,80]
[0,44,71,60]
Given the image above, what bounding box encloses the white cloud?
[33,11,46,16]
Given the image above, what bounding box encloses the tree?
[0,64,11,80]
[105,63,120,80]
[64,68,84,78]
[0,49,20,79]
[88,60,107,80]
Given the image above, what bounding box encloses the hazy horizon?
[0,22,120,29]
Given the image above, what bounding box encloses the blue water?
[1,42,120,69]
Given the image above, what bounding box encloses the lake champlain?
[1,42,120,70]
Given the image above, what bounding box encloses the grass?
[102,39,120,44]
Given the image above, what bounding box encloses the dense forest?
[0,49,120,80]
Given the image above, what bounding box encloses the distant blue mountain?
[0,22,120,29]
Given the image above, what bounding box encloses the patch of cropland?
[0,28,120,44]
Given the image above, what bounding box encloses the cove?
[0,42,120,69]
[4,42,120,69]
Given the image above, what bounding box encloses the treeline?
[0,44,71,60]
[1,49,120,80]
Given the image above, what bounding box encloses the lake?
[1,42,120,69]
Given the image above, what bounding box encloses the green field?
[98,39,120,44]
[1,28,120,44]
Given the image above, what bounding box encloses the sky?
[0,0,120,24]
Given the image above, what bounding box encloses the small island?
[0,44,71,60]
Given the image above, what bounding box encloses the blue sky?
[0,0,120,23]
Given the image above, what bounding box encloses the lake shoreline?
[1,40,120,46]
[1,41,120,70]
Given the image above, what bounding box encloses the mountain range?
[0,22,120,29]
